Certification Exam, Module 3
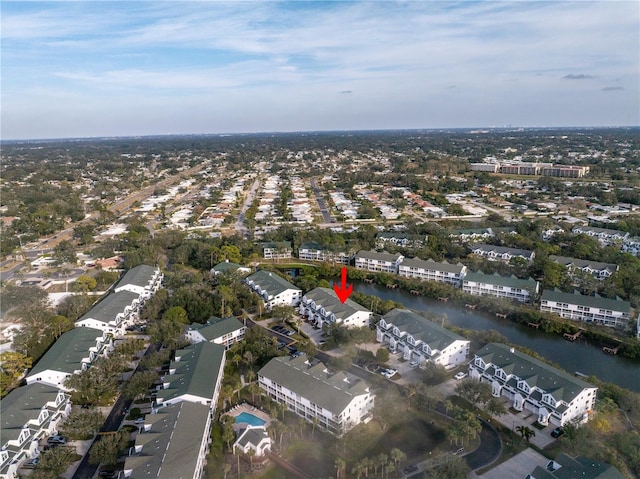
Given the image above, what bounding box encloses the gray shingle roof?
[303,287,371,321]
[236,426,270,449]
[530,453,624,479]
[572,226,629,236]
[27,327,104,376]
[125,401,210,479]
[463,271,538,290]
[475,343,596,404]
[245,270,300,297]
[158,342,225,402]
[189,316,244,341]
[117,265,159,288]
[258,356,370,415]
[211,261,248,274]
[355,250,403,262]
[541,290,630,313]
[1,383,63,443]
[77,290,139,324]
[399,257,465,274]
[549,255,618,274]
[381,309,467,350]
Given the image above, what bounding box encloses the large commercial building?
[258,356,374,435]
[469,343,597,427]
[377,309,470,369]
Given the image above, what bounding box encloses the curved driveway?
[464,417,502,471]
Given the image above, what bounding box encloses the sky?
[1,1,638,140]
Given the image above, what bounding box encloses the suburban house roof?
[189,316,245,341]
[541,290,630,313]
[235,426,270,450]
[125,401,210,479]
[245,270,300,296]
[303,287,371,320]
[299,242,325,251]
[471,243,535,259]
[474,343,596,404]
[463,271,538,290]
[399,257,466,274]
[1,383,65,443]
[76,290,139,324]
[549,255,618,274]
[28,327,105,376]
[211,260,250,274]
[158,342,225,402]
[529,453,624,479]
[355,250,403,262]
[117,264,159,288]
[381,309,468,350]
[259,356,370,415]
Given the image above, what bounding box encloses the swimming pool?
[235,411,266,427]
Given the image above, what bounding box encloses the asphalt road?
[310,178,334,223]
[464,417,502,471]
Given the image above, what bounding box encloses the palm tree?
[335,457,346,479]
[516,425,536,443]
[390,448,406,467]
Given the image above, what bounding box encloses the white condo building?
[469,343,597,427]
[354,250,404,274]
[462,272,539,303]
[377,309,470,369]
[299,287,372,329]
[258,356,374,435]
[540,290,631,329]
[398,257,467,286]
[244,270,302,311]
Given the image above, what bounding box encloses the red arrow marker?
[333,267,353,304]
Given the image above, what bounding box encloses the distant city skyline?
[2,1,638,140]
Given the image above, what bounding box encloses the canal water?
[353,281,640,392]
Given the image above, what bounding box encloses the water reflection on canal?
[354,281,640,392]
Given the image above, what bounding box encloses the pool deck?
[226,403,272,431]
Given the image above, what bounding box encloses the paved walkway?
[476,447,547,479]
[491,398,556,449]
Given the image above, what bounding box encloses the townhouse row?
[1,265,163,479]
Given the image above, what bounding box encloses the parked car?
[381,369,398,379]
[22,457,39,468]
[134,417,145,424]
[47,435,66,444]
[402,464,418,474]
[551,426,565,438]
[291,351,305,358]
[454,372,467,380]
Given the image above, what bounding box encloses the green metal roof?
[1,383,64,443]
[211,261,248,273]
[381,309,467,350]
[549,255,618,274]
[541,290,629,313]
[158,342,225,402]
[190,316,245,341]
[258,356,370,415]
[125,401,210,479]
[77,290,139,324]
[118,265,159,288]
[28,327,105,376]
[475,343,596,404]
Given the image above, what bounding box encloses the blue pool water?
[235,412,266,427]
